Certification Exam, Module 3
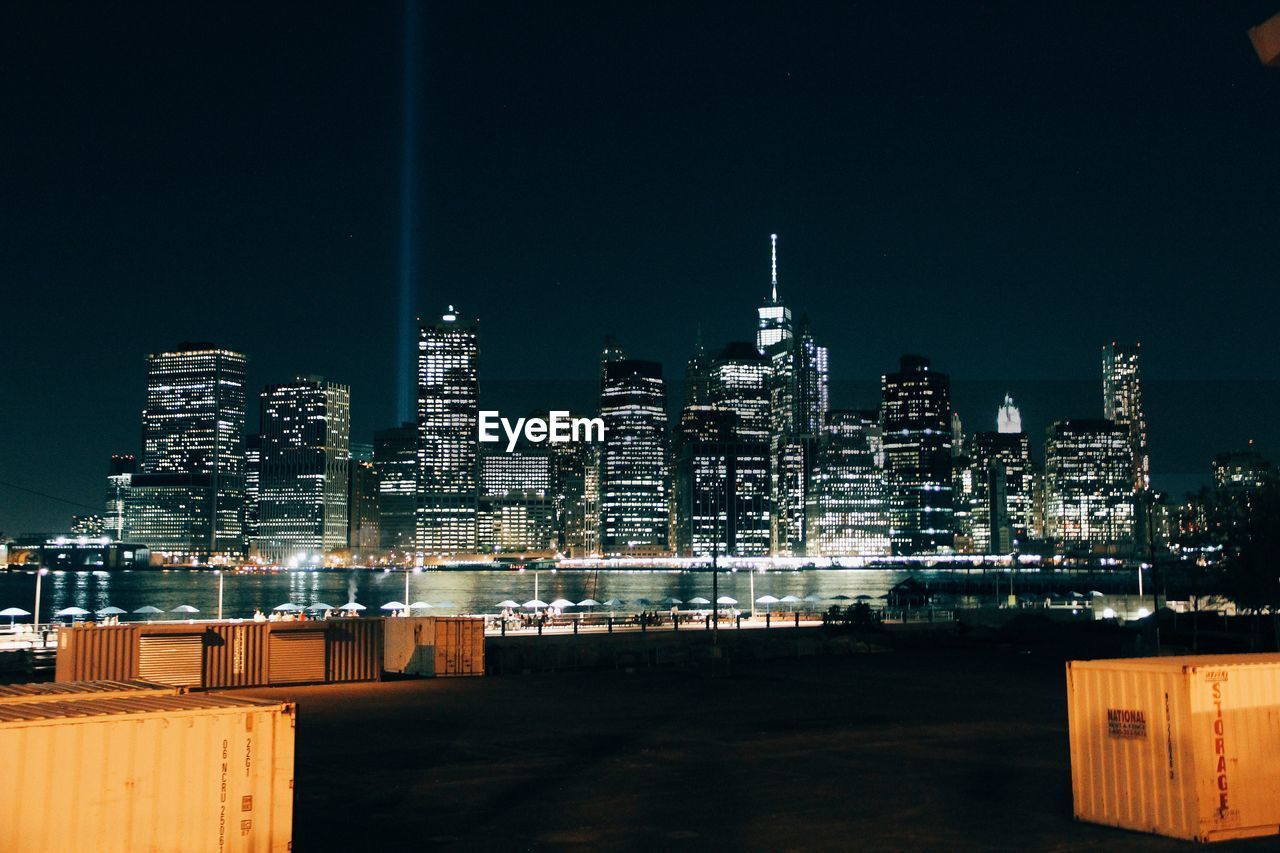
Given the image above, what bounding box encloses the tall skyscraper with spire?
[757,234,793,353]
[755,234,828,555]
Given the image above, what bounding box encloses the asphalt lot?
[232,647,1272,852]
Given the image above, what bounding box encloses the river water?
[0,566,992,624]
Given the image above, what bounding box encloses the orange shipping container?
[1066,653,1280,842]
[0,687,295,852]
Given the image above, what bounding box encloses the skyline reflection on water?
[0,567,1006,623]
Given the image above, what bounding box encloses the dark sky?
[3,2,1279,534]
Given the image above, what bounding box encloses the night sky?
[3,2,1279,534]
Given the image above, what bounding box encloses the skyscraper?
[256,377,351,563]
[478,448,555,553]
[374,423,418,554]
[126,343,247,560]
[880,355,954,555]
[968,396,1034,554]
[756,234,793,352]
[103,454,136,541]
[243,433,261,552]
[347,457,381,559]
[673,406,771,558]
[416,306,480,556]
[599,359,669,556]
[756,237,828,556]
[1102,342,1149,492]
[1044,419,1135,553]
[806,410,891,556]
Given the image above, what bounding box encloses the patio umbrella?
[273,602,302,612]
[56,606,90,619]
[687,596,711,606]
[0,606,30,627]
[306,602,336,611]
[96,606,127,617]
[408,601,432,610]
[522,599,548,609]
[715,596,737,606]
[635,597,654,606]
[133,605,162,622]
[170,604,199,614]
[780,595,802,609]
[854,594,874,601]
[755,595,780,605]
[338,602,366,612]
[660,597,683,606]
[576,598,601,607]
[831,594,853,601]
[602,598,625,615]
[549,598,575,609]
[380,601,406,611]
[496,599,520,609]
[803,594,824,603]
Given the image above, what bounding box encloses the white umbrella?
[338,602,366,612]
[170,604,199,614]
[715,596,737,605]
[273,602,302,612]
[96,606,127,616]
[660,597,683,606]
[56,606,90,619]
[522,599,548,609]
[687,596,711,606]
[780,595,802,604]
[381,601,407,611]
[803,593,824,603]
[0,606,30,627]
[408,601,432,610]
[755,595,780,605]
[576,598,601,607]
[603,598,626,606]
[306,602,336,611]
[496,599,520,609]
[133,605,162,622]
[549,598,574,609]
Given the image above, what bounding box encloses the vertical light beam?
[397,0,420,425]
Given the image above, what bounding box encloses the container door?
[268,631,326,684]
[138,635,203,687]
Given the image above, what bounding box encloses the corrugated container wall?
[0,689,295,852]
[384,617,485,677]
[1067,653,1280,842]
[56,620,385,689]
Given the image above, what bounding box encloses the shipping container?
[56,619,385,689]
[383,616,485,677]
[0,679,181,704]
[1066,653,1280,842]
[0,689,295,852]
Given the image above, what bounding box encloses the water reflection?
[1,566,981,624]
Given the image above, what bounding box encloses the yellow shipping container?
[0,687,295,852]
[1066,653,1280,842]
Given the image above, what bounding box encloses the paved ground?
[231,647,1271,852]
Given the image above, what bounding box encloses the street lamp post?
[33,567,46,643]
[216,570,224,621]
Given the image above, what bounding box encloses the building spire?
[770,233,778,302]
